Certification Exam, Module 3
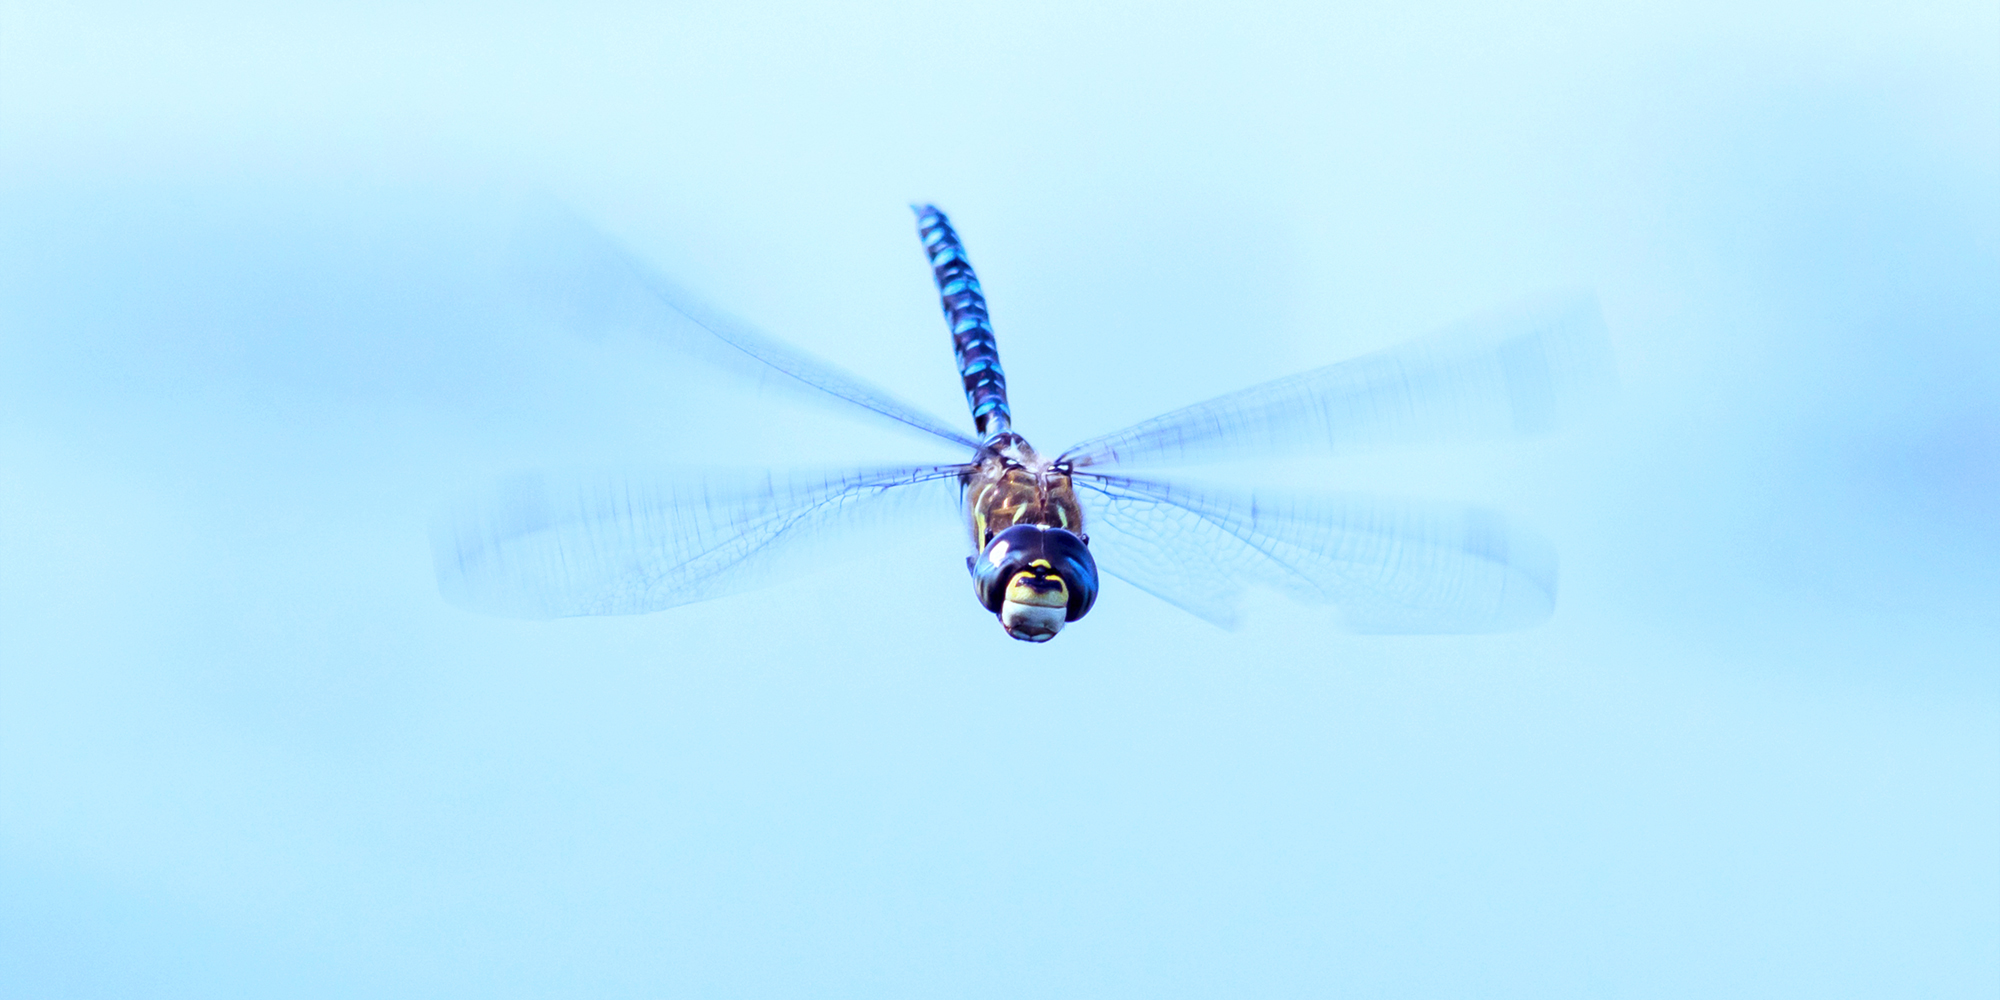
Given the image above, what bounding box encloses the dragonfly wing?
[515,207,981,451]
[1062,294,1614,469]
[434,464,968,619]
[1076,474,1557,633]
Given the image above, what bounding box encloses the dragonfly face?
[964,433,1098,642]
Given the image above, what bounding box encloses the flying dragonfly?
[435,206,1612,641]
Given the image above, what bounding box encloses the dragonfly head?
[970,523,1098,642]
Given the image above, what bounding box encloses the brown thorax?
[961,432,1084,551]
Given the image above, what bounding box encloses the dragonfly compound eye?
[969,524,1099,642]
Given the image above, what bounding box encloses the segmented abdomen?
[914,205,1011,438]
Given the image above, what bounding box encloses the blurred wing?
[434,464,968,619]
[1062,294,1614,469]
[513,206,981,451]
[1076,473,1556,632]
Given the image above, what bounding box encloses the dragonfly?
[435,205,1612,641]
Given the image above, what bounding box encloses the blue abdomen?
[914,205,1011,438]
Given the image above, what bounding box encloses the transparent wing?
[513,205,981,450]
[1076,473,1557,633]
[434,464,969,619]
[1062,294,1614,469]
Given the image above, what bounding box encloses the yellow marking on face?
[1005,568,1068,609]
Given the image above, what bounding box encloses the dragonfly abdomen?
[914,205,1011,438]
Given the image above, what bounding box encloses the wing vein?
[1075,472,1557,633]
[434,464,970,619]
[1062,294,1613,469]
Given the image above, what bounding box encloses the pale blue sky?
[2,2,1995,996]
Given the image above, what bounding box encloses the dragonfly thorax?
[964,433,1084,549]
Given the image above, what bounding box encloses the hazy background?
[2,2,1995,996]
